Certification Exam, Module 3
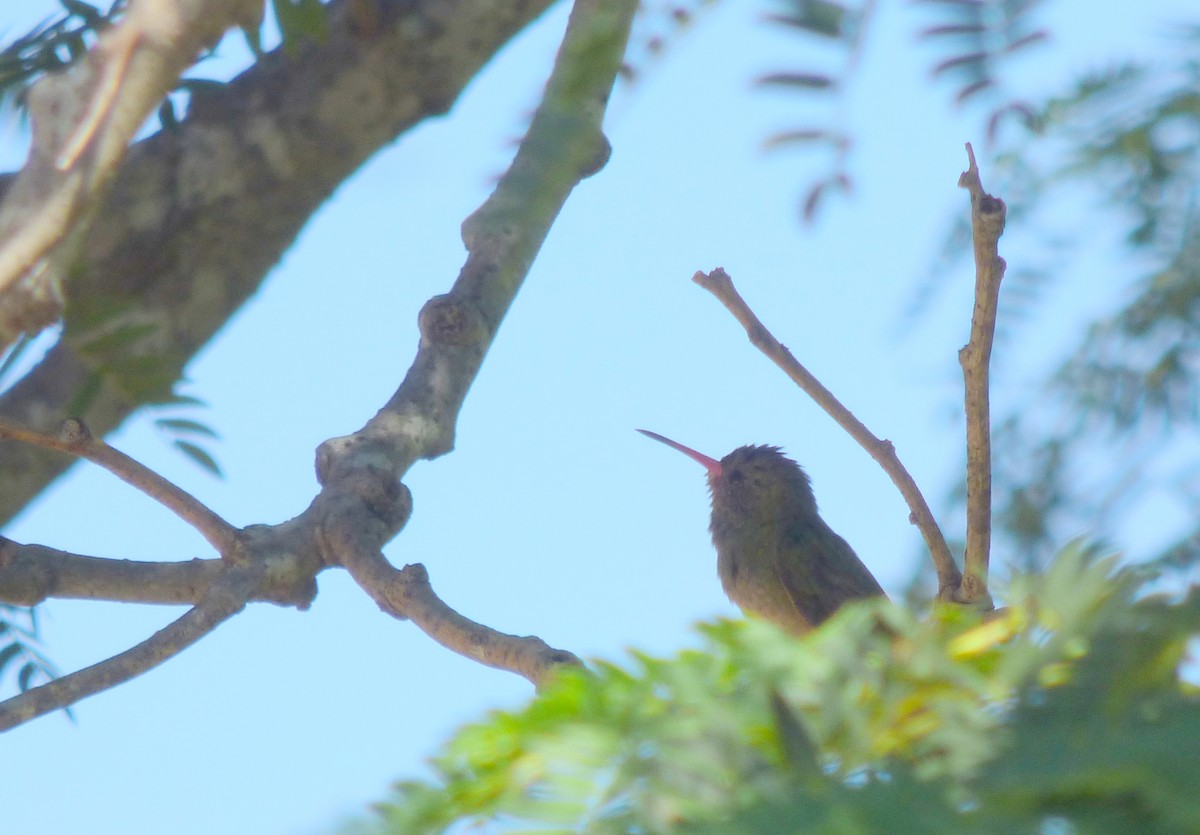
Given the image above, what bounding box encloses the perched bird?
[639,429,885,634]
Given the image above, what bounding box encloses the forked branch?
[0,568,254,731]
[0,417,256,726]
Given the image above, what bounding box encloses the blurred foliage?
[58,293,224,476]
[761,0,1047,219]
[0,0,328,122]
[931,28,1200,576]
[340,544,1200,834]
[620,0,715,85]
[0,604,62,700]
[913,0,1047,126]
[758,0,875,219]
[0,0,125,116]
[270,0,328,53]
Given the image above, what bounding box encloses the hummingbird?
[638,429,885,635]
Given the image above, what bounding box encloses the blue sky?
[1,1,1194,833]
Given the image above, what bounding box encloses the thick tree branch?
[693,267,965,600]
[0,0,556,527]
[0,0,264,344]
[0,567,255,731]
[957,143,1006,606]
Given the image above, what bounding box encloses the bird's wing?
[777,519,885,626]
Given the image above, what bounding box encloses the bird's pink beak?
[637,429,723,478]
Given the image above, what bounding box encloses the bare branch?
[0,537,218,605]
[315,0,633,481]
[264,0,638,688]
[956,142,1006,606]
[0,567,255,731]
[693,267,964,598]
[338,543,580,687]
[0,417,238,554]
[0,534,320,608]
[306,0,633,681]
[0,0,264,346]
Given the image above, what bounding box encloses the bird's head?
[638,430,817,522]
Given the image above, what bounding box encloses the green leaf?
[158,96,178,130]
[0,641,24,675]
[272,0,328,50]
[242,18,264,59]
[155,418,219,439]
[764,1,848,40]
[17,661,38,691]
[173,440,222,477]
[768,689,820,777]
[756,72,836,90]
[74,322,160,357]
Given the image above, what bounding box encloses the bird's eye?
[728,470,744,483]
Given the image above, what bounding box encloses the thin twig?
[957,143,1006,606]
[0,568,254,731]
[693,267,964,597]
[0,417,238,554]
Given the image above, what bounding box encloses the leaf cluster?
[760,0,1047,219]
[344,543,1200,834]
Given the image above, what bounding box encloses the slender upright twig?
[957,143,1007,605]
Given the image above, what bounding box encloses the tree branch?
[0,535,320,608]
[0,537,218,605]
[692,267,965,599]
[0,417,238,554]
[0,567,255,731]
[308,0,634,682]
[956,142,1006,606]
[338,543,580,687]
